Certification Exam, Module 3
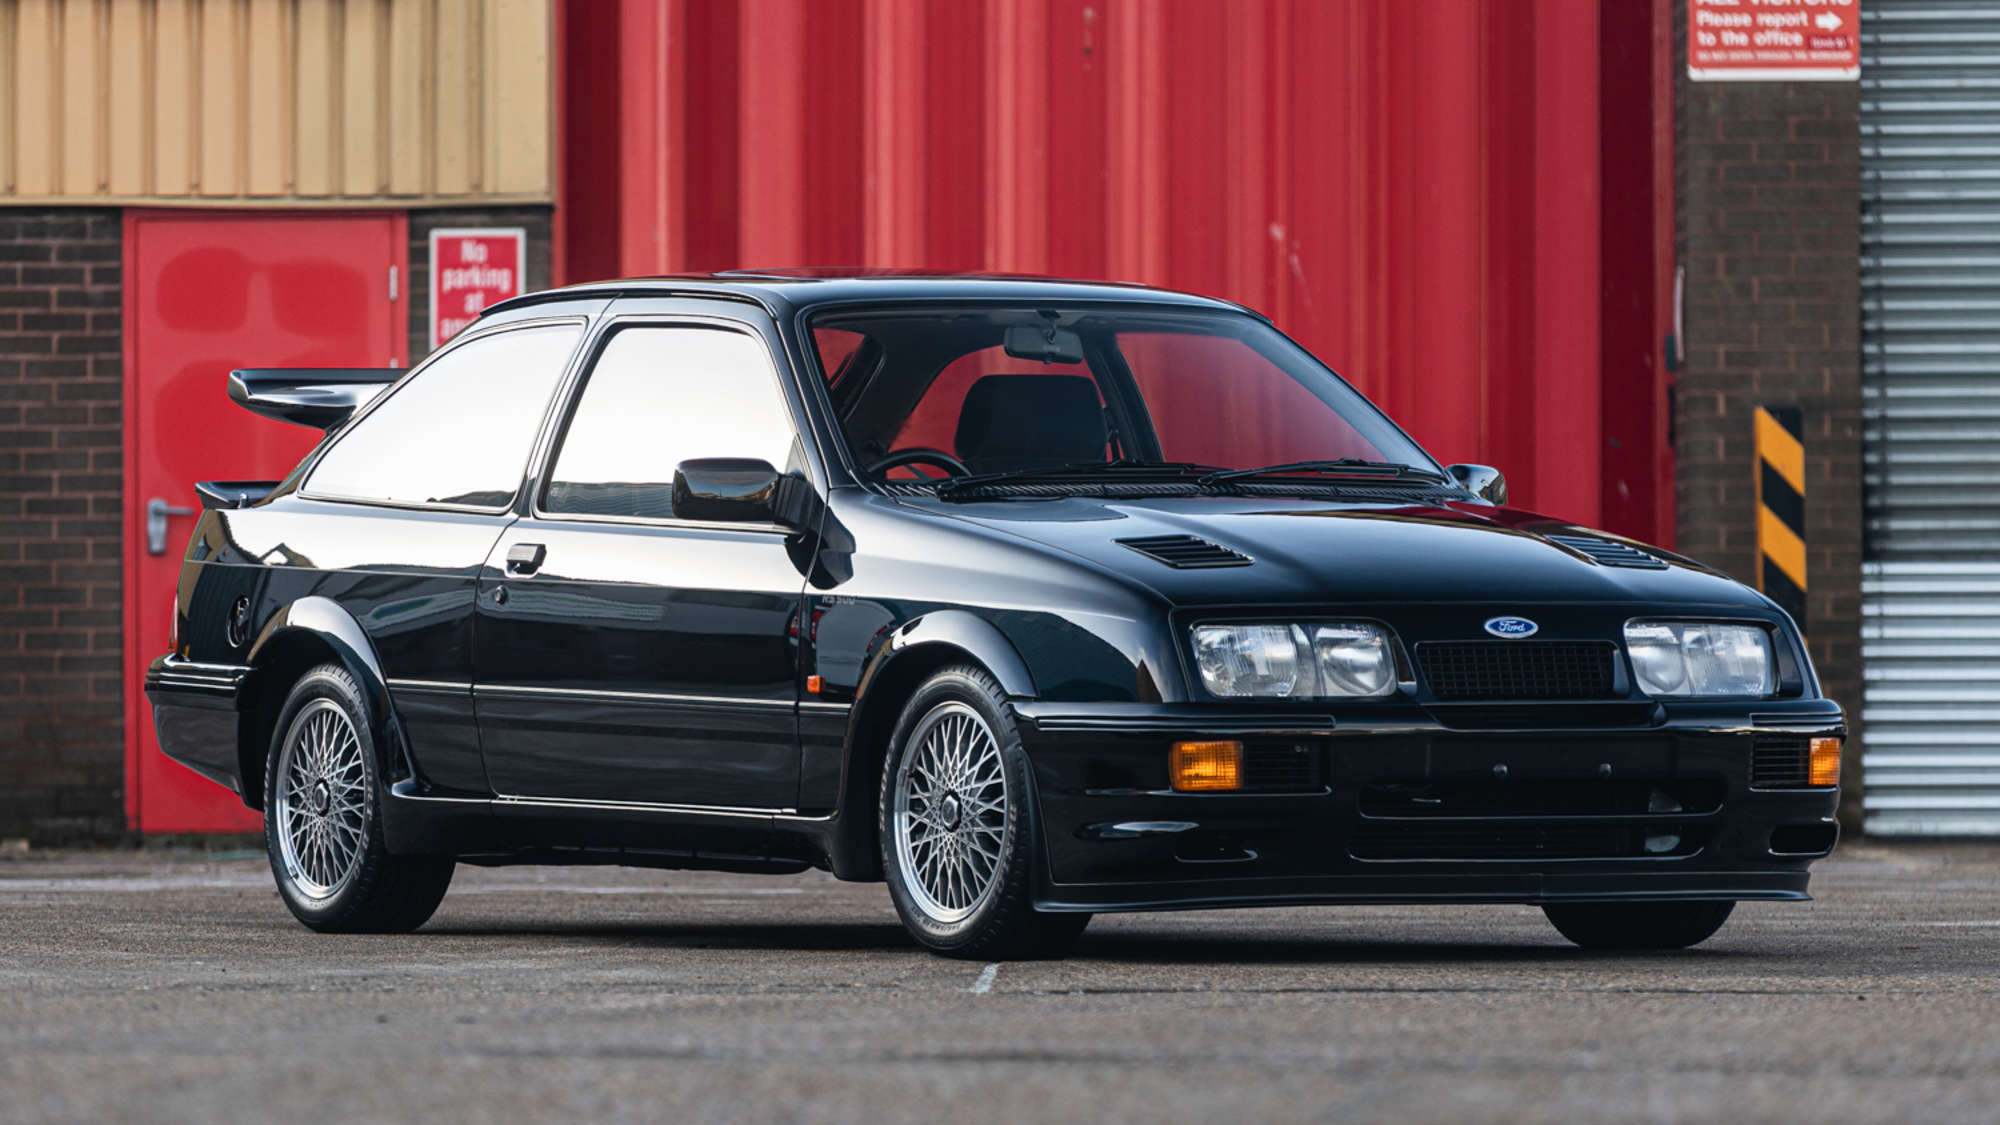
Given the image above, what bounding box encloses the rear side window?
[305,323,583,508]
[543,325,799,519]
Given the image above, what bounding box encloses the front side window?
[306,323,583,508]
[543,325,799,519]
[815,306,1435,485]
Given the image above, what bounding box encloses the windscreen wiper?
[1196,458,1450,487]
[935,460,1216,500]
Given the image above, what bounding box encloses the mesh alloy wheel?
[273,698,368,900]
[892,700,1011,924]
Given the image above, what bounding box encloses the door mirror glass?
[673,458,791,524]
[1447,463,1507,505]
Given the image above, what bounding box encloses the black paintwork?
[147,273,1840,909]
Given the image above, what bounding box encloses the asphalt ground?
[1,842,1997,1124]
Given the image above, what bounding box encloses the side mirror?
[672,458,799,526]
[1447,464,1507,506]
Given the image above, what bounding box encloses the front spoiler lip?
[1035,878,1813,914]
[1011,696,1846,737]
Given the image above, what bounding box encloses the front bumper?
[1014,698,1843,913]
[144,654,249,797]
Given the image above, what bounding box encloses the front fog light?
[1171,740,1244,791]
[1810,737,1842,787]
[1623,621,1775,698]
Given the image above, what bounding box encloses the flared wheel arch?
[237,597,403,813]
[831,612,1039,882]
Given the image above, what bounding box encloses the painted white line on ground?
[1910,920,2000,927]
[970,963,999,994]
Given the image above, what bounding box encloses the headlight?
[1192,623,1396,699]
[1623,621,1774,697]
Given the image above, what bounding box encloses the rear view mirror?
[1003,323,1085,365]
[1448,464,1508,505]
[673,459,797,525]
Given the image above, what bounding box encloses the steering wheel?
[866,447,972,480]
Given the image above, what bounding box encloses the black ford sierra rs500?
[147,272,1842,958]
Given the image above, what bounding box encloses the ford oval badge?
[1484,616,1539,639]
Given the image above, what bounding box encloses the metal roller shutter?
[1862,0,2000,834]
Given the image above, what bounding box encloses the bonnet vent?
[1117,534,1253,569]
[1546,534,1670,570]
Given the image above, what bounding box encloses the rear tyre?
[1542,900,1735,950]
[263,663,454,933]
[879,664,1091,960]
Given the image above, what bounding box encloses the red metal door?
[123,212,407,833]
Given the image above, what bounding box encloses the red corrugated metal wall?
[560,0,1672,538]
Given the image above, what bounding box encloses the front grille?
[1349,822,1704,861]
[1416,642,1617,700]
[1751,735,1810,788]
[1243,743,1319,792]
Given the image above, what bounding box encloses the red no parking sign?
[429,228,526,350]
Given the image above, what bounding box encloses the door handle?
[505,542,546,576]
[146,496,196,556]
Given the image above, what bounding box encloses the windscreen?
[811,305,1437,482]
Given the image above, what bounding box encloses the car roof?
[480,270,1260,320]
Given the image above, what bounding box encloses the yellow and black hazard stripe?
[1754,406,1807,630]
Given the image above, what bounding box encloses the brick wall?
[0,210,126,842]
[406,207,554,365]
[1676,76,1866,822]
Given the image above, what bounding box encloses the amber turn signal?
[1171,740,1244,792]
[1809,737,1842,788]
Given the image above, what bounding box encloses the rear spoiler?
[226,368,404,430]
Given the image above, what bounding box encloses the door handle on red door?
[505,543,546,576]
[145,497,195,555]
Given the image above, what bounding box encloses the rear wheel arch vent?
[1545,533,1670,570]
[1117,534,1253,569]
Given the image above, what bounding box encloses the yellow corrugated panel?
[245,0,287,195]
[486,0,546,196]
[196,0,241,195]
[12,0,55,196]
[340,0,383,195]
[433,0,473,194]
[0,0,550,205]
[59,0,98,194]
[386,0,427,196]
[0,0,13,193]
[106,0,148,195]
[294,0,336,195]
[155,0,197,194]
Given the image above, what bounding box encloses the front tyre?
[264,663,454,933]
[1542,900,1735,950]
[879,665,1089,960]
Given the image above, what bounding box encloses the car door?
[472,306,813,809]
